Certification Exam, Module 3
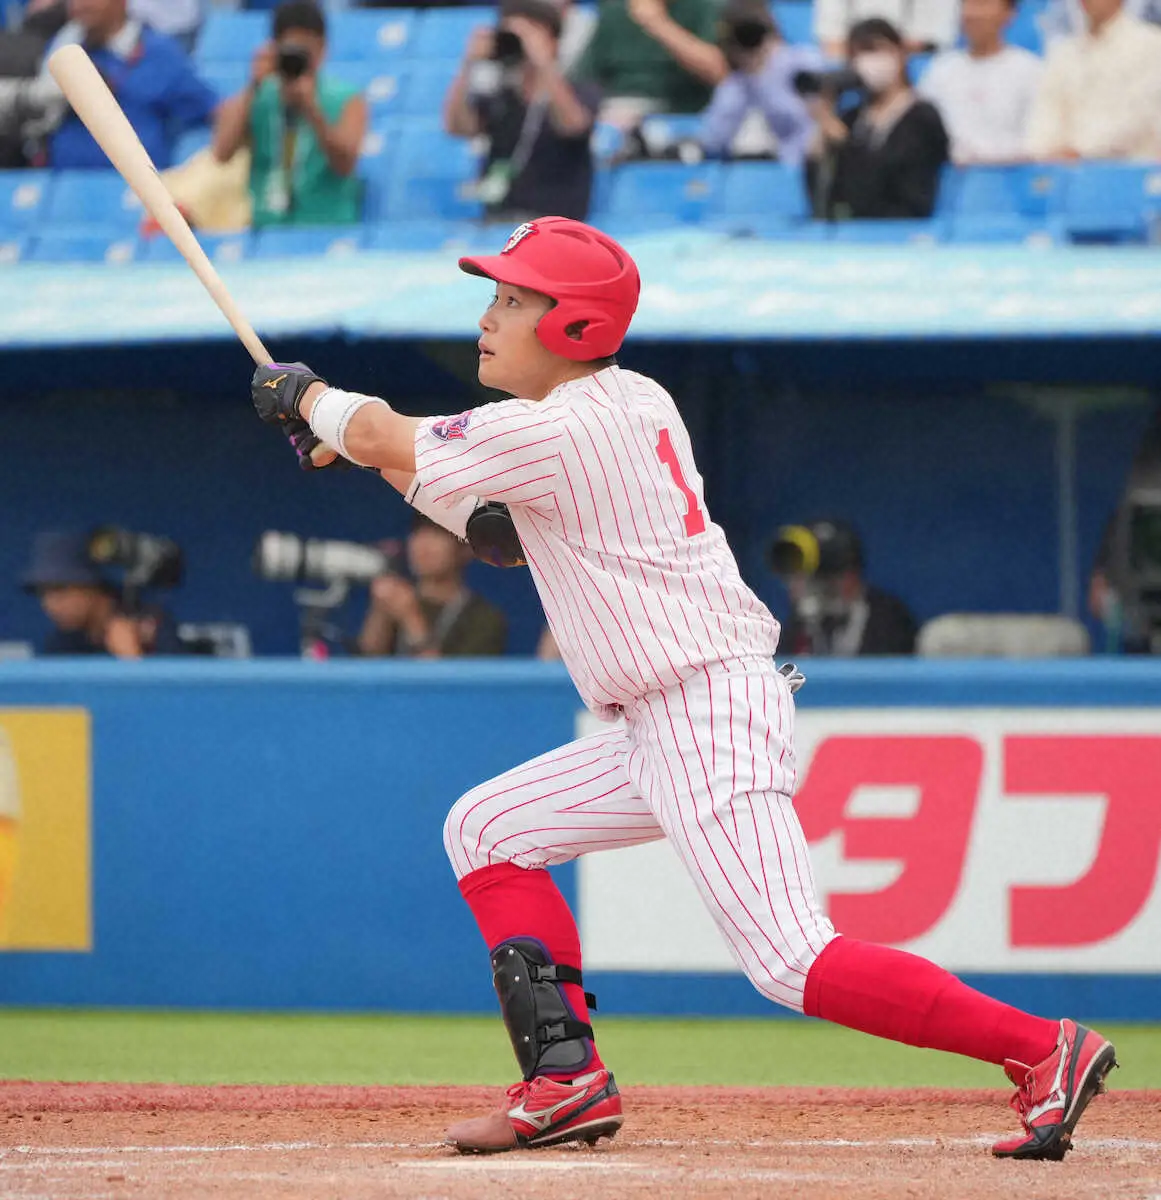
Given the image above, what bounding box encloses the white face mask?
[853,49,900,94]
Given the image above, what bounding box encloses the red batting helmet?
[459,217,640,362]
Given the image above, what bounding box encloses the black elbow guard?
[465,501,527,568]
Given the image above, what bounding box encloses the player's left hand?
[252,361,327,426]
[778,661,806,694]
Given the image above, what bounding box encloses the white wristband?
[307,387,390,468]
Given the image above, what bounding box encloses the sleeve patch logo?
[431,411,473,441]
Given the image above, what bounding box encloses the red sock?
[458,862,603,1077]
[803,936,1059,1067]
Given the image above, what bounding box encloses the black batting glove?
[778,661,806,694]
[252,361,327,427]
[283,418,347,472]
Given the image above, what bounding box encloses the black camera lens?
[277,44,311,80]
[792,66,863,96]
[493,29,524,64]
[731,19,768,49]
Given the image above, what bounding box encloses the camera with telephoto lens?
[793,66,864,97]
[254,531,404,587]
[277,43,312,81]
[87,526,184,590]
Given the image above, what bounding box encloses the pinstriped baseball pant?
[443,657,837,1012]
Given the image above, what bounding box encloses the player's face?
[477,283,559,398]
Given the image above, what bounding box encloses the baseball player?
[251,217,1116,1160]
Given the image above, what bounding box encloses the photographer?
[19,531,185,658]
[212,0,367,228]
[2,0,216,171]
[700,0,822,163]
[770,519,917,656]
[804,17,949,219]
[357,515,507,659]
[444,0,597,224]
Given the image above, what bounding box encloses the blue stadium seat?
[358,119,400,179]
[772,2,814,45]
[195,11,267,64]
[908,51,932,85]
[939,164,1066,218]
[173,127,213,165]
[139,232,250,264]
[590,122,626,164]
[329,62,406,118]
[251,226,363,259]
[379,126,481,220]
[1007,0,1049,53]
[411,7,491,59]
[43,171,143,230]
[0,234,29,263]
[1062,163,1161,243]
[945,214,1064,245]
[403,59,459,116]
[198,61,248,102]
[0,169,51,234]
[828,219,942,244]
[363,220,492,253]
[716,162,808,221]
[329,9,415,60]
[27,230,139,264]
[604,162,723,224]
[638,113,703,155]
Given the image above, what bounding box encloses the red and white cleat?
[992,1019,1118,1161]
[446,1068,623,1154]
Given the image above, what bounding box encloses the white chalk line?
[1,1133,1160,1168]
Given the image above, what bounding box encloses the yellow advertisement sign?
[0,709,91,951]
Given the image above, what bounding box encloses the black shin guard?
[491,939,596,1081]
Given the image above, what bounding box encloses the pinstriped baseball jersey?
[413,365,781,717]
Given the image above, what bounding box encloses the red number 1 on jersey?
[656,428,706,537]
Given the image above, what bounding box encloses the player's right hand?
[252,361,327,427]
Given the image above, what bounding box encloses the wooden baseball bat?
[46,43,336,465]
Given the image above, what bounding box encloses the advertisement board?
[0,709,91,952]
[580,709,1161,975]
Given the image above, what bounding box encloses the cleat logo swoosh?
[509,1093,583,1133]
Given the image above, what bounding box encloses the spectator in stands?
[919,0,1042,164]
[700,0,822,163]
[27,0,215,170]
[1039,0,1161,43]
[1026,0,1161,161]
[128,0,203,53]
[806,18,949,219]
[769,519,917,656]
[212,1,367,228]
[445,0,598,224]
[357,516,507,658]
[814,0,959,61]
[19,532,185,657]
[574,0,726,130]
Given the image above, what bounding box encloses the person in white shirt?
[919,0,1042,163]
[813,0,959,60]
[1039,0,1161,44]
[1026,0,1161,160]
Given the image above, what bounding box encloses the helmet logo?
[501,221,538,255]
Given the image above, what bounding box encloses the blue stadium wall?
[0,334,1156,656]
[0,659,1159,1020]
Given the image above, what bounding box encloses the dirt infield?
[1,1083,1158,1199]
